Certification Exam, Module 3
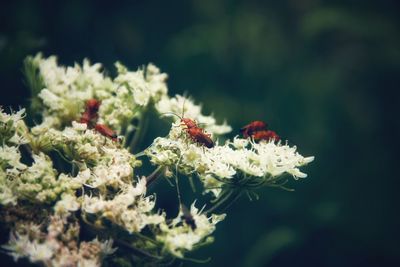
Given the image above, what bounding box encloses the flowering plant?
[0,53,314,266]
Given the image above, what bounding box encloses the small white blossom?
[157,203,225,258]
[1,232,30,262]
[155,94,232,136]
[54,194,80,215]
[72,121,88,131]
[25,241,54,262]
[0,145,27,174]
[0,107,25,124]
[0,108,28,145]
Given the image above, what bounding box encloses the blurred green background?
[1,0,399,266]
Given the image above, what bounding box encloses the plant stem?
[145,166,165,187]
[113,239,163,260]
[129,109,149,153]
[221,190,243,212]
[204,190,234,214]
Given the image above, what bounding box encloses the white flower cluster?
[81,177,166,233]
[28,54,229,136]
[2,215,117,267]
[146,122,314,197]
[0,53,314,266]
[0,108,29,205]
[0,109,80,205]
[157,203,225,258]
[0,107,224,265]
[0,107,28,145]
[156,94,231,136]
[29,54,111,128]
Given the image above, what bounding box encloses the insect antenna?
[159,111,182,119]
[159,112,183,130]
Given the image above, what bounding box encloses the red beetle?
[164,112,202,132]
[179,117,214,148]
[163,112,213,147]
[86,99,101,113]
[95,124,118,141]
[181,117,199,130]
[252,130,280,142]
[80,99,101,126]
[163,100,214,148]
[186,127,214,148]
[240,121,267,138]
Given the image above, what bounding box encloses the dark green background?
[1,0,399,266]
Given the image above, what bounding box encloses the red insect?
[80,99,101,126]
[252,130,280,142]
[86,99,101,113]
[186,127,214,148]
[181,117,199,130]
[163,112,213,148]
[240,121,267,138]
[78,99,118,141]
[95,124,118,141]
[177,116,213,148]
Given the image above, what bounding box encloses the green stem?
[221,190,243,212]
[129,109,149,153]
[204,190,234,214]
[113,239,163,260]
[71,161,78,176]
[129,231,160,245]
[145,166,165,187]
[181,256,211,264]
[123,126,136,147]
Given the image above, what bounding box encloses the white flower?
[98,239,117,256]
[145,63,168,100]
[75,169,91,184]
[155,95,232,136]
[146,125,314,197]
[26,241,54,262]
[82,195,105,214]
[1,232,30,262]
[78,258,100,267]
[54,194,80,215]
[0,145,27,173]
[31,116,61,134]
[38,88,63,111]
[252,141,314,179]
[0,107,25,124]
[72,121,88,131]
[133,85,151,106]
[0,108,28,145]
[157,202,225,258]
[131,177,147,196]
[0,182,17,205]
[232,136,249,149]
[114,67,151,106]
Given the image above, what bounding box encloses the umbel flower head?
[146,122,314,197]
[0,53,314,266]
